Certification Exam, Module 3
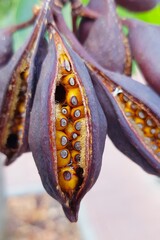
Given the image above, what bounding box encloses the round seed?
[151,129,156,134]
[60,118,67,127]
[57,149,70,167]
[58,167,78,191]
[146,118,154,127]
[74,141,81,151]
[138,111,146,119]
[60,150,68,159]
[64,59,71,72]
[63,171,72,181]
[71,96,78,106]
[75,121,81,131]
[62,108,67,115]
[61,136,68,146]
[75,154,80,162]
[74,110,81,118]
[71,106,85,121]
[131,103,137,110]
[69,77,75,86]
[72,133,78,139]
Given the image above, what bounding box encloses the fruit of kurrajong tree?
[29,26,107,222]
[122,18,160,94]
[78,0,132,75]
[0,0,50,165]
[0,0,160,222]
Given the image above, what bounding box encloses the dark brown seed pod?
[115,0,157,12]
[90,68,160,175]
[0,0,51,165]
[0,29,13,67]
[78,0,131,75]
[29,29,107,222]
[123,18,160,94]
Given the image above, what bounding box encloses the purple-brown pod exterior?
[89,67,160,175]
[123,18,160,94]
[29,30,107,222]
[0,29,13,67]
[78,0,131,75]
[0,0,51,165]
[115,0,157,12]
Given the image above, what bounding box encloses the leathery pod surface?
[90,68,160,175]
[29,28,107,222]
[78,0,131,75]
[0,1,51,165]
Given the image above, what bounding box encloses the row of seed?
[56,54,85,192]
[118,92,160,157]
[8,70,28,149]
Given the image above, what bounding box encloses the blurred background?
[0,0,160,239]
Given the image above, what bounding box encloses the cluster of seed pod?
[55,53,87,194]
[1,0,160,223]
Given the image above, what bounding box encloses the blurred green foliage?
[0,0,159,50]
[117,4,160,25]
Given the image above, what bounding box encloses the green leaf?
[117,4,160,25]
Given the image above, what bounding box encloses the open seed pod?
[115,0,157,12]
[0,0,51,165]
[123,18,160,94]
[89,68,160,175]
[29,28,107,222]
[0,29,13,67]
[78,0,131,75]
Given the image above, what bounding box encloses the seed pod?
[123,18,160,94]
[0,0,51,165]
[90,68,160,175]
[78,0,131,75]
[115,0,157,12]
[0,29,13,67]
[29,29,107,222]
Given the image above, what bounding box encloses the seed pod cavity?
[51,35,91,198]
[114,89,160,163]
[0,59,30,158]
[91,69,160,173]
